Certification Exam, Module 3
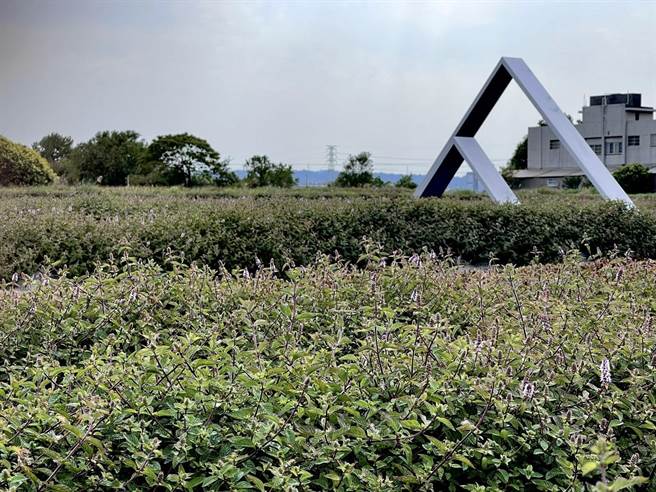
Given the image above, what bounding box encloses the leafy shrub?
[334,152,384,187]
[562,175,582,189]
[395,175,417,189]
[244,155,297,188]
[0,253,654,489]
[443,189,486,200]
[612,163,652,194]
[0,135,56,185]
[2,187,656,279]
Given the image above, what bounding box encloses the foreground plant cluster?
[1,251,655,490]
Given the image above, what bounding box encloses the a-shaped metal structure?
[415,57,634,207]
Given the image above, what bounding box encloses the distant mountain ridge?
[233,169,478,190]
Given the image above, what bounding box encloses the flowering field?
[1,250,655,490]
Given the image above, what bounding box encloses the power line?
[335,150,510,163]
[340,153,430,162]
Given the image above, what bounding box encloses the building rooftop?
[588,93,654,112]
[590,92,654,113]
[589,93,642,107]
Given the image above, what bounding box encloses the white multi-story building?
[514,93,656,188]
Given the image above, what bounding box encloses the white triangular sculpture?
[415,57,634,207]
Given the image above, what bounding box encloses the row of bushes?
[2,188,656,279]
[1,252,654,489]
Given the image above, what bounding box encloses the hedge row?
[1,253,654,489]
[2,189,656,279]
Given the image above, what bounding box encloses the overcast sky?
[1,0,655,174]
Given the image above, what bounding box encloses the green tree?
[32,133,78,183]
[501,135,528,188]
[244,155,296,188]
[612,163,652,194]
[507,135,528,170]
[144,133,237,187]
[334,152,382,187]
[396,175,417,189]
[0,135,56,185]
[70,131,146,186]
[32,133,73,175]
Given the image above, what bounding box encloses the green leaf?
[581,461,598,476]
[231,437,254,448]
[454,454,475,469]
[325,472,341,482]
[247,475,266,492]
[436,416,455,431]
[608,477,649,491]
[186,476,206,490]
[202,476,220,487]
[348,426,366,438]
[85,436,104,451]
[62,422,84,439]
[401,419,423,430]
[154,408,177,417]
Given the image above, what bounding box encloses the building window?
[628,135,640,146]
[590,143,602,155]
[546,178,559,188]
[605,141,623,155]
[549,139,560,150]
[651,134,656,147]
[635,113,640,121]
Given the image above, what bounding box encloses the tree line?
[30,131,297,188]
[23,131,418,189]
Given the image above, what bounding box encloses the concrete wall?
[519,177,563,188]
[581,104,627,137]
[626,119,656,165]
[527,125,577,169]
[527,127,542,170]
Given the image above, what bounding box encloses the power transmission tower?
[326,145,338,171]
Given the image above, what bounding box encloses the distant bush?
[395,175,417,189]
[334,152,385,187]
[613,163,652,194]
[0,135,56,185]
[244,155,297,188]
[562,175,582,189]
[443,189,486,200]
